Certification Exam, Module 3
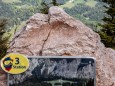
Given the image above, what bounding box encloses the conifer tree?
[100,0,115,48]
[40,1,49,14]
[0,18,10,59]
[40,0,61,14]
[51,0,60,6]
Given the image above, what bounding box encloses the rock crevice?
[5,6,115,86]
[39,29,52,56]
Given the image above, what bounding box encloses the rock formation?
[0,6,115,86]
[0,66,6,86]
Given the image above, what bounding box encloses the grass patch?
[60,0,84,9]
[15,4,31,9]
[60,0,97,9]
[60,0,85,9]
[85,0,97,7]
[2,0,21,3]
[60,1,75,9]
[45,79,74,86]
[74,0,85,4]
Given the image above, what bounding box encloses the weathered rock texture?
[0,64,7,86]
[1,6,114,86]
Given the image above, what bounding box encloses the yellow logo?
[1,53,29,74]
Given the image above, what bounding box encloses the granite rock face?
[2,6,114,86]
[0,67,6,86]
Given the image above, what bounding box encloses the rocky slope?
[0,6,114,86]
[9,58,95,85]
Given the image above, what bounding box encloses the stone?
[0,63,7,86]
[1,6,114,86]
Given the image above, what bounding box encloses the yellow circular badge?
[1,53,29,74]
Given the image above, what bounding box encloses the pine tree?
[40,0,61,14]
[51,0,60,6]
[0,18,10,59]
[100,0,115,48]
[40,1,49,14]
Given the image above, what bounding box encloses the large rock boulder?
[1,6,115,86]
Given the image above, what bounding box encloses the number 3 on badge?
[15,58,19,65]
[1,53,29,74]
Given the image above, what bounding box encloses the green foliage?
[0,18,10,59]
[40,1,49,14]
[64,2,105,31]
[0,0,42,28]
[0,0,106,31]
[99,0,115,48]
[99,32,114,47]
[51,0,61,6]
[40,0,63,14]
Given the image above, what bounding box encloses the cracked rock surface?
[2,6,114,86]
